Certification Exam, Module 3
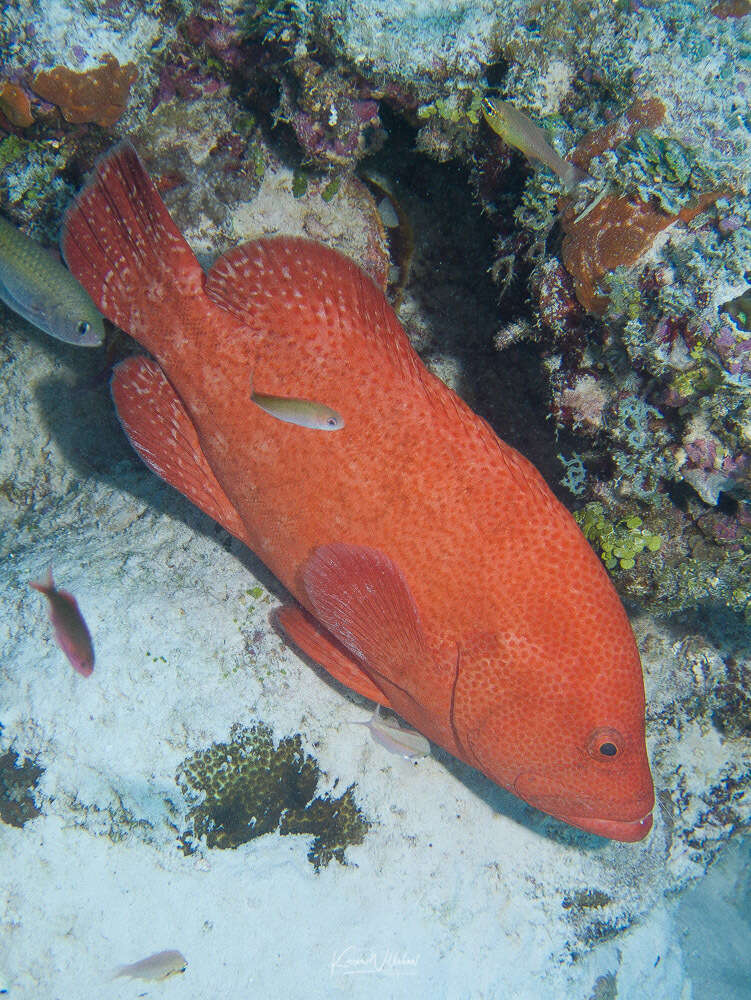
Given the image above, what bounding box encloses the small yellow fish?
[251,388,344,430]
[481,96,590,190]
[113,949,187,982]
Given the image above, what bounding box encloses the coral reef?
[461,4,751,619]
[561,193,687,315]
[0,133,72,230]
[31,54,138,128]
[711,0,751,19]
[176,722,370,870]
[559,96,723,314]
[0,746,43,828]
[0,81,33,127]
[648,628,751,856]
[280,56,385,167]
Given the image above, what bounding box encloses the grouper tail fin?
[61,142,205,353]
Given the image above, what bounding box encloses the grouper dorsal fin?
[205,237,422,384]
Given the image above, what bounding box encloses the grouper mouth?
[512,770,655,842]
[560,811,653,842]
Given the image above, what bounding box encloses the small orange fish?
[29,569,94,676]
[62,145,653,841]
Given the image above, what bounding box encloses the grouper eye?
[77,320,91,338]
[587,727,624,761]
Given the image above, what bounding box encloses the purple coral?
[712,325,751,382]
[184,15,245,70]
[291,98,382,165]
[151,56,225,108]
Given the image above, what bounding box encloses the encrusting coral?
[0,81,33,127]
[0,747,43,828]
[176,722,370,870]
[31,54,138,128]
[559,98,722,314]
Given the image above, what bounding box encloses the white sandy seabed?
[0,320,749,1000]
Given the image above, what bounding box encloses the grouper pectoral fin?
[111,355,249,543]
[300,543,441,714]
[275,604,393,706]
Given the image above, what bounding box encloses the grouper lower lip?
[512,766,655,842]
[561,812,654,843]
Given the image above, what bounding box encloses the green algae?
[248,143,266,179]
[606,128,715,215]
[292,169,308,198]
[417,89,484,126]
[321,176,341,202]
[577,502,661,571]
[0,135,26,171]
[0,747,43,828]
[176,722,370,870]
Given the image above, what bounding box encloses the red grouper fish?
[62,144,654,841]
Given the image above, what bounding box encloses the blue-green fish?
[0,214,105,346]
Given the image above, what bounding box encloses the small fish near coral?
[0,215,105,347]
[62,143,654,842]
[29,570,95,677]
[481,96,590,191]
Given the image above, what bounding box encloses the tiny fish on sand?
[0,214,105,346]
[113,949,187,982]
[351,705,430,760]
[251,388,344,430]
[481,96,590,191]
[29,570,94,677]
